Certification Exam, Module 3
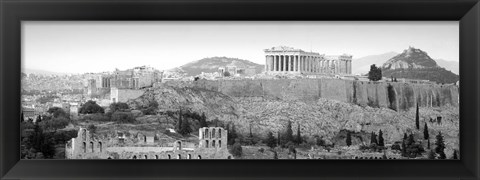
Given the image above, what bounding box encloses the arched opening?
[133,155,137,159]
[374,157,378,159]
[218,129,221,138]
[212,130,215,138]
[369,157,373,159]
[168,154,171,159]
[177,154,181,159]
[188,154,192,159]
[82,129,87,141]
[82,142,86,153]
[90,142,94,152]
[98,142,102,152]
[144,135,147,143]
[227,156,232,159]
[107,157,112,159]
[219,140,221,148]
[144,155,148,159]
[177,141,182,150]
[197,155,202,159]
[212,140,216,147]
[205,129,209,138]
[205,140,209,148]
[155,155,158,159]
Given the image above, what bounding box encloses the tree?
[39,117,70,132]
[266,132,277,149]
[452,150,458,159]
[368,64,382,81]
[230,142,242,158]
[175,110,183,133]
[427,138,431,149]
[142,101,159,115]
[394,77,398,82]
[87,124,97,134]
[227,124,238,145]
[423,122,429,140]
[277,132,281,146]
[295,123,302,145]
[434,132,446,155]
[428,150,436,159]
[438,151,447,159]
[273,151,278,159]
[179,119,192,136]
[401,141,407,157]
[109,102,129,113]
[346,131,352,147]
[284,120,294,144]
[223,71,231,77]
[403,133,408,141]
[288,143,297,159]
[79,100,104,114]
[370,132,378,145]
[111,112,135,123]
[47,107,68,118]
[415,103,420,130]
[407,134,415,146]
[199,112,208,128]
[21,112,25,122]
[378,130,385,147]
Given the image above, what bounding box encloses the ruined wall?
[111,88,145,103]
[192,79,458,111]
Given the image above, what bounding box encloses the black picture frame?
[1,0,479,179]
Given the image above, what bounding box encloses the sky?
[22,21,459,74]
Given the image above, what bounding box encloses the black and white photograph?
[20,21,460,160]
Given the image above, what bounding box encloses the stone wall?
[111,88,145,103]
[192,79,458,111]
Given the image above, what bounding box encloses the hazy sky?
[22,21,459,74]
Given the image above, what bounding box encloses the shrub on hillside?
[79,100,104,114]
[111,112,135,123]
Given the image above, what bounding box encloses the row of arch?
[204,140,221,148]
[130,154,233,159]
[82,141,102,153]
[203,128,222,139]
[354,157,398,160]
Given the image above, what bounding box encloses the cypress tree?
[401,141,407,157]
[199,112,208,128]
[36,115,42,123]
[175,110,183,132]
[415,103,420,130]
[273,151,278,159]
[452,150,458,160]
[407,134,415,146]
[284,120,294,144]
[403,133,408,141]
[423,122,429,140]
[434,132,446,155]
[370,132,378,145]
[427,138,431,149]
[179,119,191,136]
[346,131,352,147]
[277,132,281,146]
[266,132,277,149]
[21,112,25,122]
[378,130,384,147]
[295,123,302,145]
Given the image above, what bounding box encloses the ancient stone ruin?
[65,127,232,159]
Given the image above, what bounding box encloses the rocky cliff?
[191,79,458,111]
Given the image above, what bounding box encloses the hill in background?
[380,47,458,84]
[178,56,264,76]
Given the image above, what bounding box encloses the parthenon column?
[286,56,290,72]
[293,56,296,72]
[273,56,277,71]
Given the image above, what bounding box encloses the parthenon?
[264,46,352,74]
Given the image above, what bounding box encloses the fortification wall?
[192,79,458,111]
